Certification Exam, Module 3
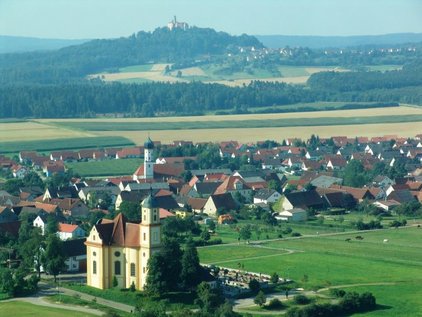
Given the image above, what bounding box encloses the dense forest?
[1,69,421,118]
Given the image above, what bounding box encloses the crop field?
[2,106,421,146]
[0,301,97,317]
[0,121,91,142]
[66,158,143,177]
[46,114,422,131]
[0,136,134,154]
[198,227,422,316]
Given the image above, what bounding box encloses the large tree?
[145,237,183,296]
[42,235,65,283]
[180,239,202,290]
[343,160,367,187]
[119,201,140,222]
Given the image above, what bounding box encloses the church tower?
[139,193,161,288]
[143,137,154,179]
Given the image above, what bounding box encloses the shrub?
[291,232,302,237]
[254,290,266,307]
[249,279,260,294]
[293,294,311,305]
[266,298,283,310]
[330,288,346,298]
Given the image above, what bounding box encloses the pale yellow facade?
[85,197,161,290]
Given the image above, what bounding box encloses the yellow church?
[85,194,161,290]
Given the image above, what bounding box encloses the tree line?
[1,74,422,119]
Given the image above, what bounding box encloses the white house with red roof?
[57,223,86,240]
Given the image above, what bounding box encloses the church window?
[143,214,146,221]
[93,235,95,241]
[93,261,97,274]
[115,261,121,275]
[93,252,96,256]
[143,252,145,257]
[153,212,157,222]
[130,263,136,277]
[143,233,146,241]
[143,267,146,273]
[114,251,121,257]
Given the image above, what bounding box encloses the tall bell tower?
[139,193,161,288]
[143,137,154,179]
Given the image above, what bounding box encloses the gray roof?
[254,188,278,200]
[311,175,343,189]
[125,182,169,191]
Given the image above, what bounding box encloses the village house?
[277,208,308,222]
[57,223,86,240]
[203,193,238,216]
[253,188,281,205]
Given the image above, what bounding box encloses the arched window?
[93,261,97,274]
[130,263,136,277]
[114,261,121,275]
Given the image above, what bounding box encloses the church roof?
[144,137,154,149]
[94,212,142,247]
[142,194,158,208]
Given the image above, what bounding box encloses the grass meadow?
[66,158,143,177]
[198,226,422,316]
[0,301,98,317]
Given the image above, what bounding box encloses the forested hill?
[0,27,263,85]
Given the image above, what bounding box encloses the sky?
[0,0,421,39]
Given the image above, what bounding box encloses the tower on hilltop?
[167,16,189,31]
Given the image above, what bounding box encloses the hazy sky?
[0,0,421,39]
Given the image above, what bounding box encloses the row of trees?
[287,291,377,317]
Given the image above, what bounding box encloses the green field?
[49,114,422,132]
[198,227,422,316]
[0,136,134,154]
[0,301,97,317]
[119,64,153,72]
[66,158,143,177]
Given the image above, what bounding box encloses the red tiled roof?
[58,223,79,233]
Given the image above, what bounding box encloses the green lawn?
[64,284,197,309]
[198,227,422,316]
[0,301,97,317]
[199,244,289,264]
[66,158,143,177]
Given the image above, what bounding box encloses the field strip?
[35,105,422,123]
[44,114,422,132]
[91,121,422,144]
